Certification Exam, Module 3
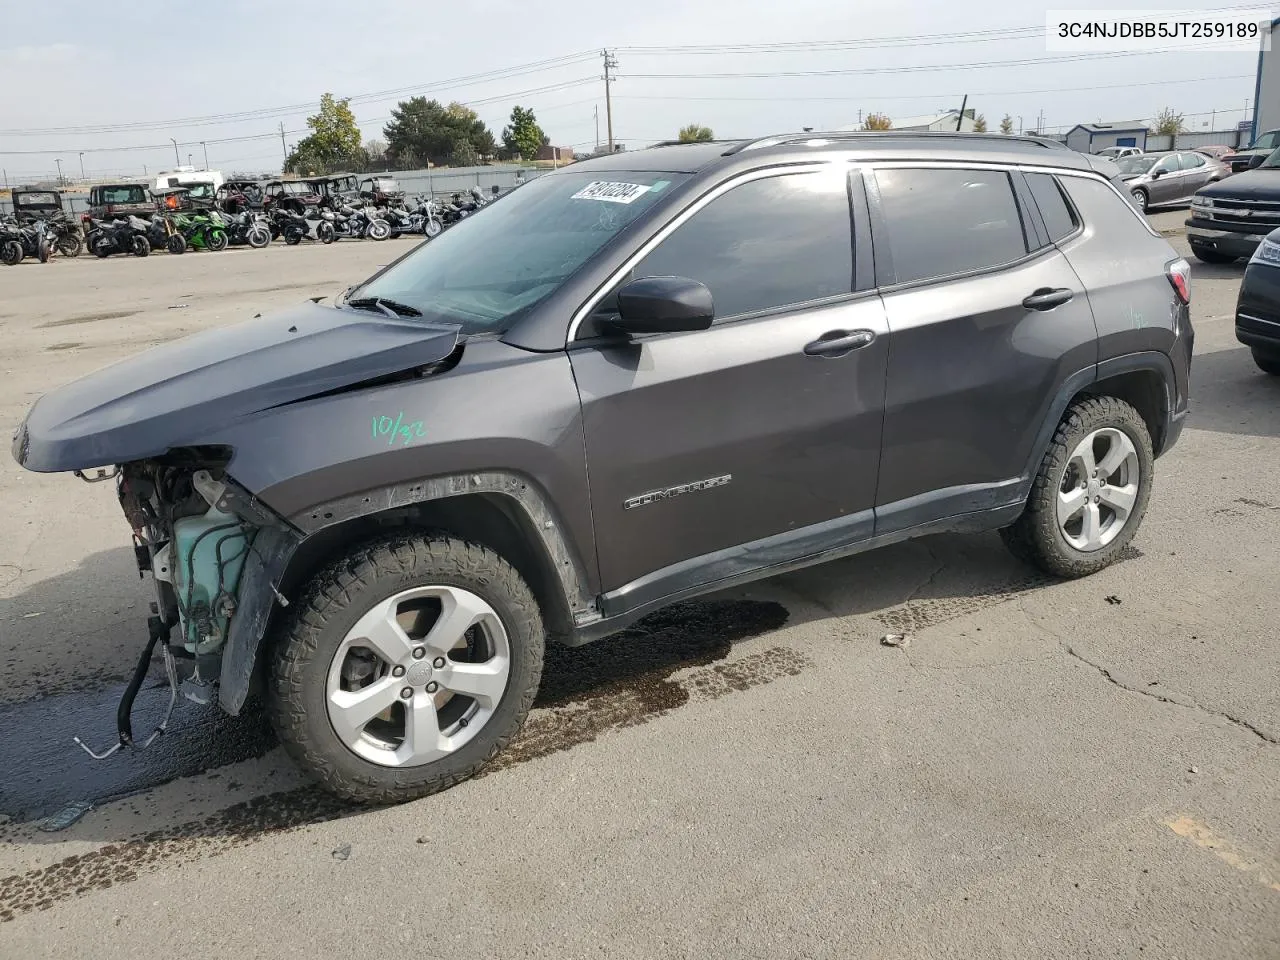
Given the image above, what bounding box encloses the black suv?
[1186,147,1280,263]
[13,133,1193,804]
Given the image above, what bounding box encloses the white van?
[153,167,225,194]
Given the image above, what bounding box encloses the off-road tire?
[269,534,545,804]
[1000,396,1154,578]
[1190,244,1237,265]
[166,234,187,255]
[130,235,150,257]
[56,236,82,258]
[1252,349,1280,376]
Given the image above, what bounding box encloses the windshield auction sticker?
[571,181,652,203]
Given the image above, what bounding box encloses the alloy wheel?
[325,585,511,768]
[1057,427,1140,552]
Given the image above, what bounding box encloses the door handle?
[803,329,876,358]
[1022,287,1073,311]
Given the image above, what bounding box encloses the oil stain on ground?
[0,598,799,922]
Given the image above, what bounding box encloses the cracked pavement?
[0,213,1277,958]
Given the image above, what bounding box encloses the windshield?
[348,170,687,334]
[16,192,57,206]
[99,185,148,204]
[1117,156,1158,174]
[1254,131,1280,150]
[281,182,314,195]
[1260,147,1280,169]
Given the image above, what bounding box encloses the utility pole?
[1036,109,1044,135]
[857,108,863,127]
[169,138,179,166]
[79,152,85,180]
[1018,116,1023,134]
[201,141,208,168]
[602,49,618,153]
[594,105,599,150]
[956,95,968,131]
[54,158,63,184]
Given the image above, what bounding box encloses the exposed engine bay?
[73,452,284,758]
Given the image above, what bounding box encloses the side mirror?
[1248,154,1266,169]
[609,276,714,335]
[1151,168,1166,179]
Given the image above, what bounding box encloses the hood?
[13,303,460,473]
[1197,168,1280,201]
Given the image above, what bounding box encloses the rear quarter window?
[1024,173,1080,243]
[1058,175,1159,243]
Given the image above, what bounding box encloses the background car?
[1234,227,1280,375]
[1096,146,1142,160]
[1116,150,1228,212]
[1226,129,1280,174]
[1194,145,1235,162]
[1186,147,1280,263]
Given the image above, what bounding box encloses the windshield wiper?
[344,296,422,318]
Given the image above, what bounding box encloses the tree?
[862,113,892,131]
[383,97,496,167]
[1153,107,1185,137]
[999,114,1014,135]
[285,93,364,175]
[973,114,988,133]
[678,123,714,142]
[364,139,388,162]
[502,106,546,160]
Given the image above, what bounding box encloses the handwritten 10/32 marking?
[372,412,427,447]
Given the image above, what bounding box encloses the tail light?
[1166,258,1191,305]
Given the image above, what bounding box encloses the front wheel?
[284,227,303,246]
[166,234,187,255]
[1252,349,1280,376]
[424,218,442,238]
[317,221,336,244]
[1,240,22,265]
[366,219,392,241]
[37,240,50,263]
[1130,188,1149,213]
[131,234,150,257]
[207,230,229,252]
[247,226,270,248]
[1001,396,1153,579]
[269,535,545,804]
[56,236,82,258]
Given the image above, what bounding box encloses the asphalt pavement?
[0,211,1276,959]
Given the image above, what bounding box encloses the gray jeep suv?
[13,132,1193,803]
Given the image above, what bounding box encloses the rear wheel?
[56,236,82,258]
[1001,396,1153,578]
[1,240,22,265]
[92,236,112,258]
[1130,188,1149,213]
[270,535,544,804]
[131,235,150,257]
[284,226,303,246]
[166,234,187,255]
[1252,349,1280,376]
[1190,244,1237,265]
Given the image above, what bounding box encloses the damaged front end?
[74,450,299,759]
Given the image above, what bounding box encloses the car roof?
[566,132,1101,176]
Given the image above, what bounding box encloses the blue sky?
[0,0,1262,181]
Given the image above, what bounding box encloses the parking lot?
[0,210,1277,958]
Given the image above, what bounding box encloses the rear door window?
[1179,153,1206,170]
[873,168,1028,284]
[1024,173,1080,243]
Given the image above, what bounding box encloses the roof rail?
[730,131,1071,153]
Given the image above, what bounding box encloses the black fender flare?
[218,470,598,715]
[1015,350,1175,505]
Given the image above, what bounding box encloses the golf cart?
[306,173,360,209]
[359,176,403,205]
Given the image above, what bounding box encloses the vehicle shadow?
[1188,344,1280,440]
[1189,259,1247,281]
[0,523,1060,843]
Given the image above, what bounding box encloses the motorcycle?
[224,211,272,248]
[410,197,445,238]
[1,219,25,265]
[322,204,389,241]
[274,208,335,245]
[47,213,83,258]
[89,217,151,258]
[14,217,56,263]
[377,203,420,239]
[169,211,229,253]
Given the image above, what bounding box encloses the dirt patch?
[45,342,83,352]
